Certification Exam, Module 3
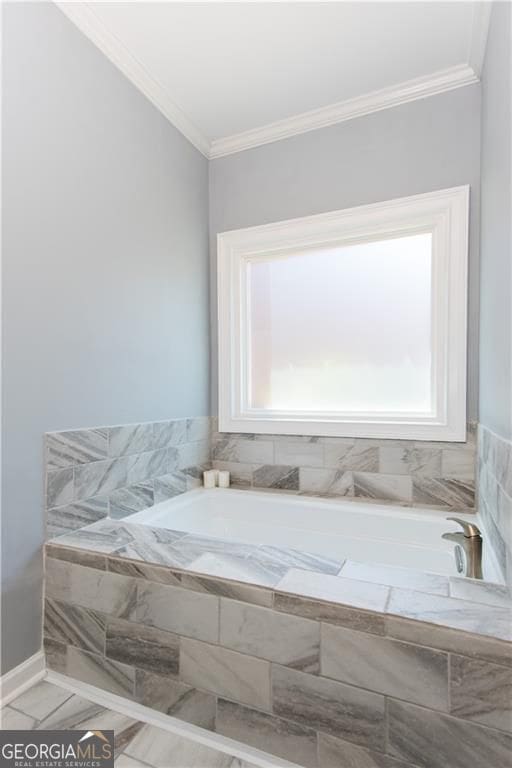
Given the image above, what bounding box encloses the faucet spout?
[442,520,483,579]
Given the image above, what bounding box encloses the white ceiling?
[57,2,490,158]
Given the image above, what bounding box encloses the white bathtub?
[128,488,502,581]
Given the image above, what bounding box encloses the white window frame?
[217,185,469,441]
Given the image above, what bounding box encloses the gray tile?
[0,707,37,729]
[66,647,135,698]
[44,637,67,674]
[129,449,170,484]
[321,624,448,710]
[153,419,187,449]
[299,468,353,497]
[386,616,512,668]
[46,557,137,618]
[387,698,512,768]
[112,524,188,567]
[257,545,343,576]
[180,572,273,607]
[317,733,413,768]
[50,518,136,553]
[46,544,106,570]
[153,471,187,502]
[216,698,318,768]
[450,654,512,732]
[187,551,288,588]
[379,446,442,477]
[212,437,273,464]
[187,416,211,443]
[412,477,475,508]
[36,694,106,730]
[253,465,299,490]
[180,637,271,710]
[9,680,72,721]
[44,598,106,655]
[220,599,320,673]
[74,458,131,500]
[387,588,512,642]
[47,428,108,469]
[274,592,386,635]
[340,561,449,596]
[275,569,390,613]
[108,423,154,457]
[125,724,234,768]
[108,557,183,585]
[275,441,324,468]
[109,483,154,519]
[354,473,413,503]
[135,669,216,730]
[178,440,210,469]
[136,581,219,643]
[47,468,74,508]
[441,447,475,479]
[272,664,385,750]
[324,442,379,472]
[47,497,109,538]
[106,616,180,677]
[449,577,512,608]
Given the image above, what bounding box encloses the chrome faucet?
[442,517,483,579]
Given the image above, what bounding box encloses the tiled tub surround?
[45,417,211,538]
[43,520,512,768]
[478,425,512,584]
[211,426,477,510]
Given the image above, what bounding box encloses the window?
[218,186,469,441]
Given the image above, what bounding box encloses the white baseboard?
[0,650,46,706]
[46,671,298,768]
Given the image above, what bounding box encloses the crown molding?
[468,1,492,77]
[210,64,478,158]
[55,2,210,158]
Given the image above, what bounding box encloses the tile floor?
[0,679,269,768]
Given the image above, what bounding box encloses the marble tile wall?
[212,424,477,511]
[43,545,512,768]
[478,425,512,585]
[45,417,211,538]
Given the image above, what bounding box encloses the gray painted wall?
[479,1,512,440]
[209,84,481,419]
[1,3,209,673]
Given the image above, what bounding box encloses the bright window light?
[218,187,469,441]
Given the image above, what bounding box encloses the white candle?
[203,470,217,489]
[218,470,230,488]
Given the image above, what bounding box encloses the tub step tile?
[216,698,318,768]
[339,561,449,596]
[180,637,271,711]
[48,518,137,554]
[317,733,415,768]
[186,551,288,588]
[387,588,512,642]
[272,664,385,750]
[135,581,219,643]
[257,545,343,575]
[321,624,449,711]
[135,669,216,730]
[387,699,512,768]
[449,577,512,608]
[180,572,273,607]
[450,654,512,733]
[220,598,320,673]
[105,616,180,677]
[275,568,390,613]
[274,591,386,636]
